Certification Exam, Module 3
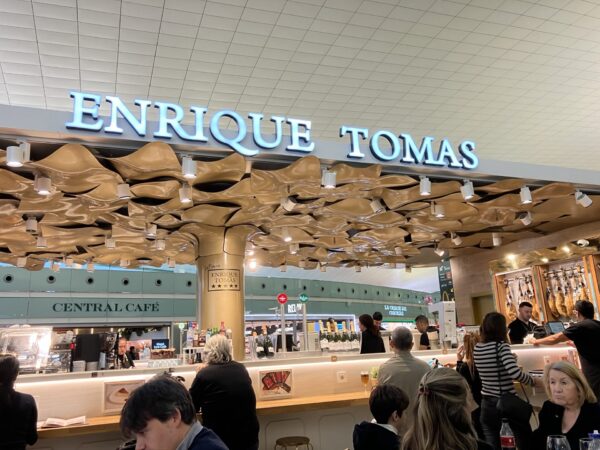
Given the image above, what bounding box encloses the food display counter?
[20,344,571,450]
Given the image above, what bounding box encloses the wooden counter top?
[38,391,370,439]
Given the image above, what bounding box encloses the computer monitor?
[545,321,565,335]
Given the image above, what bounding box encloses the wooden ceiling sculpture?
[0,142,599,271]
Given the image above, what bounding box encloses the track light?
[120,258,129,268]
[461,179,474,200]
[575,190,592,208]
[279,264,287,272]
[105,236,116,249]
[434,245,445,257]
[117,183,131,199]
[181,156,196,179]
[282,227,292,243]
[17,256,27,268]
[245,160,252,174]
[280,196,297,212]
[289,243,299,254]
[146,224,157,238]
[319,262,327,272]
[518,211,533,226]
[419,176,431,196]
[321,169,336,189]
[394,247,403,256]
[355,265,361,272]
[492,232,502,247]
[6,142,30,167]
[520,186,532,204]
[405,264,412,273]
[179,183,192,204]
[248,259,257,270]
[51,261,60,272]
[65,256,74,267]
[451,232,462,246]
[87,261,95,273]
[370,198,385,214]
[431,202,445,218]
[299,260,306,268]
[34,175,52,195]
[36,236,47,248]
[26,216,38,233]
[156,239,166,250]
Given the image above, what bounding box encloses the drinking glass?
[360,371,369,393]
[580,438,600,450]
[547,435,571,450]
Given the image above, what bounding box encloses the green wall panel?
[108,271,142,294]
[142,272,174,294]
[0,296,28,320]
[70,270,109,293]
[0,268,30,292]
[30,269,72,293]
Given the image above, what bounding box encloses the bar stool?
[274,436,314,449]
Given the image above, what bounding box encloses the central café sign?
[65,91,478,170]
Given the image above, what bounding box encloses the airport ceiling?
[1,0,600,171]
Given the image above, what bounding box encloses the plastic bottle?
[500,419,516,450]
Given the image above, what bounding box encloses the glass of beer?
[360,371,370,393]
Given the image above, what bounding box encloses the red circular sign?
[277,293,288,304]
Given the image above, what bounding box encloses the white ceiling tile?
[163,8,202,26]
[0,49,39,64]
[204,1,243,20]
[119,28,159,44]
[122,1,163,20]
[77,8,120,27]
[1,1,32,14]
[164,0,206,14]
[121,15,161,33]
[156,45,192,60]
[38,43,78,58]
[44,76,77,88]
[32,2,76,20]
[0,12,35,28]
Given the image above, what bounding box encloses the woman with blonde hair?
[190,335,259,450]
[532,361,600,450]
[400,368,493,450]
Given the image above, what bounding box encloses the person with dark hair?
[414,315,436,350]
[373,311,386,330]
[120,375,227,450]
[473,312,536,450]
[508,301,535,344]
[190,335,259,450]
[117,337,134,369]
[0,354,38,449]
[353,384,409,450]
[533,299,600,398]
[359,314,385,354]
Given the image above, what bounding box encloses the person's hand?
[531,338,539,346]
[566,340,575,347]
[456,345,465,361]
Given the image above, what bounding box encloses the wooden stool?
[274,436,314,449]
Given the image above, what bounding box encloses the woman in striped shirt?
[473,312,536,450]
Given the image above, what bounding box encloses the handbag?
[494,342,533,423]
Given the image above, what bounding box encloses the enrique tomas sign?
[65,91,478,170]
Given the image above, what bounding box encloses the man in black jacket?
[353,384,409,450]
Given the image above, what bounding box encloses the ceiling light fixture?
[87,261,95,273]
[451,232,463,246]
[245,160,252,174]
[120,258,129,268]
[282,227,292,242]
[431,202,445,218]
[248,259,257,270]
[117,183,131,199]
[506,253,516,261]
[321,169,336,189]
[575,190,592,208]
[289,243,299,254]
[461,179,474,200]
[34,175,52,195]
[179,183,192,204]
[541,257,549,263]
[562,245,570,253]
[36,236,47,248]
[25,216,38,233]
[355,265,361,272]
[280,196,297,212]
[105,236,116,249]
[370,198,385,214]
[246,245,255,256]
[394,247,403,256]
[167,257,176,268]
[520,186,532,204]
[51,261,60,272]
[405,264,412,273]
[419,176,431,196]
[279,264,287,272]
[492,233,502,247]
[65,256,74,267]
[181,156,196,179]
[6,142,30,167]
[319,262,327,272]
[146,223,157,238]
[434,246,445,257]
[156,239,166,250]
[518,211,533,226]
[17,256,27,268]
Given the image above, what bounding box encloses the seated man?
[120,375,227,450]
[353,384,409,450]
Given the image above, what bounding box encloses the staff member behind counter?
[508,301,536,344]
[116,337,135,369]
[414,315,437,350]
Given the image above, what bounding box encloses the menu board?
[437,259,455,302]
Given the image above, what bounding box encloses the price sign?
[277,293,288,304]
[299,293,309,303]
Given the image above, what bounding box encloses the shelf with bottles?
[318,319,360,353]
[493,267,544,324]
[251,324,275,359]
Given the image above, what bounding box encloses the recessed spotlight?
[321,169,336,189]
[520,186,532,204]
[117,183,131,199]
[575,190,592,208]
[419,176,431,196]
[461,179,474,200]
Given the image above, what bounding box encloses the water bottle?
[500,419,516,450]
[589,430,600,450]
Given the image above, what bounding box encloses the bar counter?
[22,344,570,450]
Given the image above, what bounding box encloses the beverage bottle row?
[318,320,360,352]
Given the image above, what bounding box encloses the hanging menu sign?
[437,259,455,302]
